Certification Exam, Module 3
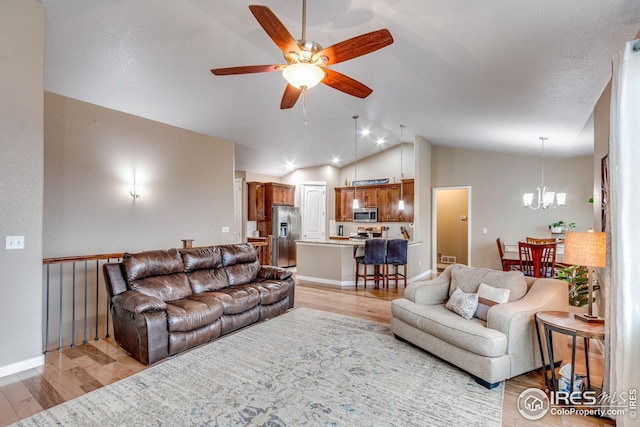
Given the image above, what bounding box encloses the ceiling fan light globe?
[283,63,325,89]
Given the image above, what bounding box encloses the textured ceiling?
[41,0,640,176]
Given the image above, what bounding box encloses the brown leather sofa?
[103,243,294,365]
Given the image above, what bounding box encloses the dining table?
[501,248,566,275]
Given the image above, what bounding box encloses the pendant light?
[398,125,406,210]
[523,137,567,209]
[352,115,360,209]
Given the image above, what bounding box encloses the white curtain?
[608,39,640,427]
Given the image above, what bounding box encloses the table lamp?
[562,231,606,323]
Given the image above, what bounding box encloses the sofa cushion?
[445,288,478,320]
[392,299,508,358]
[180,248,230,293]
[449,264,527,302]
[207,285,261,314]
[475,283,510,321]
[123,249,192,302]
[251,280,291,305]
[165,293,224,332]
[181,247,223,271]
[219,244,260,286]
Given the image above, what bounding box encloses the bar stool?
[384,239,408,289]
[355,239,387,289]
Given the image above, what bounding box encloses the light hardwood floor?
[0,282,614,426]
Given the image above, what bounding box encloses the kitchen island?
[295,238,425,288]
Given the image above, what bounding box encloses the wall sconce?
[130,177,143,199]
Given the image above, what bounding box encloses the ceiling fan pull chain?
[302,88,308,124]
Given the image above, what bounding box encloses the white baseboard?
[0,354,44,378]
[296,275,355,288]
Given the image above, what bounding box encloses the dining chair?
[496,238,509,271]
[525,237,557,244]
[355,239,387,289]
[384,239,408,289]
[518,242,557,278]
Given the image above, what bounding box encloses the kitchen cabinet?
[334,179,414,222]
[270,183,295,206]
[401,179,414,222]
[378,184,402,222]
[335,187,354,222]
[248,182,295,222]
[248,182,266,221]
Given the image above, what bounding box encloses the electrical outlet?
[6,236,25,250]
[221,226,230,233]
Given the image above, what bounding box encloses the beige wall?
[44,93,237,256]
[339,143,415,185]
[0,0,45,375]
[431,146,594,270]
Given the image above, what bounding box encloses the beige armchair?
[391,264,567,388]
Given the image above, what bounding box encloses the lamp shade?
[562,231,606,267]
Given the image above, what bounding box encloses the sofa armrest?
[404,271,451,305]
[257,265,293,281]
[487,278,568,337]
[112,290,167,314]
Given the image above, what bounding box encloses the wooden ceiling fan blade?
[280,84,302,109]
[315,29,393,65]
[322,69,372,98]
[211,64,283,75]
[249,5,300,56]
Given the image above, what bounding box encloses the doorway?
[432,186,471,271]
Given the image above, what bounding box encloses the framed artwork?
[601,154,609,231]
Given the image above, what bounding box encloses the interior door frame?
[432,186,472,270]
[233,178,244,243]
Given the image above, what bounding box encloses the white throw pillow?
[474,282,511,321]
[445,288,478,320]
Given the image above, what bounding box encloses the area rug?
[14,307,503,426]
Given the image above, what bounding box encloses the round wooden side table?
[535,311,605,394]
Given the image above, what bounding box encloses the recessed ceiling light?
[376,138,384,145]
[332,157,340,164]
[361,128,370,136]
[285,161,295,171]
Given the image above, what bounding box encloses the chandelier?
[523,137,566,210]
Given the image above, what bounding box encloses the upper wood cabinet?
[378,183,402,222]
[335,187,354,222]
[269,183,295,206]
[247,182,295,221]
[400,179,414,222]
[334,179,414,222]
[248,182,266,221]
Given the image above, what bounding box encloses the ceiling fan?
[210,1,394,110]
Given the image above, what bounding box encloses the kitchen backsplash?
[331,221,413,239]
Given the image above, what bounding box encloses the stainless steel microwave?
[353,207,378,222]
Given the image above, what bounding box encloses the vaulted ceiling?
[41,0,640,176]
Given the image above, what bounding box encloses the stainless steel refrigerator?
[272,206,300,267]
